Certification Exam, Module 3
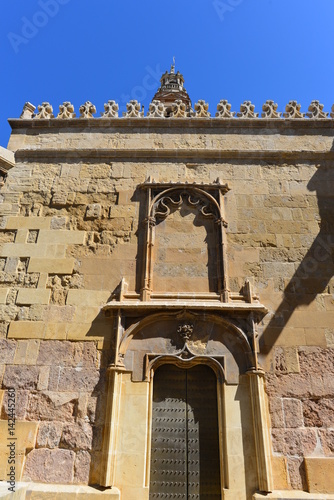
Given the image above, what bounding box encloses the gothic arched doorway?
[149,363,222,499]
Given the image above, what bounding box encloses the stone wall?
[0,118,333,496]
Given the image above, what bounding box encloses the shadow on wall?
[260,161,334,351]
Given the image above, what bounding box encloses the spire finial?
[171,56,175,74]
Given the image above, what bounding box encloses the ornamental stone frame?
[100,180,273,499]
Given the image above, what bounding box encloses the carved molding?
[261,100,281,119]
[57,102,76,119]
[248,371,274,492]
[153,190,219,222]
[147,100,166,118]
[177,323,194,342]
[145,351,225,382]
[237,101,259,118]
[194,100,211,118]
[171,99,188,118]
[283,100,305,118]
[123,100,144,118]
[79,101,96,118]
[306,100,329,119]
[33,102,54,119]
[18,100,334,120]
[101,100,119,118]
[216,99,235,118]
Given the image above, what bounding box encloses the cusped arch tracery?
[150,186,225,225]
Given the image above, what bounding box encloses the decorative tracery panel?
[139,179,230,301]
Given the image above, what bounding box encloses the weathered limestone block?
[7,321,45,339]
[298,347,334,374]
[57,367,100,392]
[23,448,75,483]
[318,429,334,455]
[122,100,144,118]
[86,204,102,219]
[271,428,318,456]
[147,100,166,118]
[1,389,29,419]
[16,289,51,305]
[37,422,63,448]
[33,102,54,119]
[101,100,119,118]
[0,339,16,363]
[27,392,76,421]
[20,102,36,119]
[261,100,282,118]
[194,100,211,117]
[13,339,40,365]
[2,365,40,389]
[60,420,93,451]
[74,450,91,484]
[268,397,284,428]
[37,340,75,366]
[27,258,75,274]
[51,191,71,207]
[283,398,304,428]
[287,456,307,490]
[79,101,96,118]
[215,99,235,117]
[305,457,334,493]
[303,398,334,427]
[57,101,76,119]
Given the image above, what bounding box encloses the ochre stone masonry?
[0,67,334,499]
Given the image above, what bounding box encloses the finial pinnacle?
[171,56,175,74]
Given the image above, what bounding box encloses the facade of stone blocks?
[0,79,333,499]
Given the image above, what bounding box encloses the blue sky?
[1,0,334,147]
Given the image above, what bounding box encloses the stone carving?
[57,102,76,119]
[85,204,102,220]
[331,104,334,119]
[171,99,188,118]
[261,100,281,118]
[306,100,329,119]
[283,101,305,118]
[194,100,211,118]
[79,101,96,118]
[177,324,194,342]
[143,216,157,228]
[237,101,259,118]
[33,102,54,119]
[20,102,36,119]
[123,100,144,118]
[215,100,235,118]
[101,100,119,118]
[147,100,166,118]
[154,191,216,221]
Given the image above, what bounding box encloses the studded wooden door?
[149,364,221,499]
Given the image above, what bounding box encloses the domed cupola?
[151,59,192,116]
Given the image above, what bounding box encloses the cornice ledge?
[8,117,334,130]
[14,148,334,162]
[102,300,268,314]
[0,146,15,173]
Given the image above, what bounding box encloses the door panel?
[150,365,188,498]
[149,364,221,499]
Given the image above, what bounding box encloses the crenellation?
[18,99,334,120]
